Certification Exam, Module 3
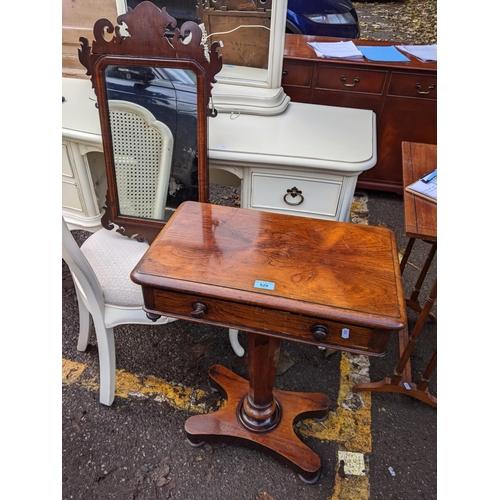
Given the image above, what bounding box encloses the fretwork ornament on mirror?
[78,1,223,242]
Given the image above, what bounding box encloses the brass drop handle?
[415,83,435,95]
[340,75,360,87]
[312,325,328,342]
[283,186,304,206]
[191,302,207,319]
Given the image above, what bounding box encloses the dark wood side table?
[353,142,437,407]
[131,201,406,483]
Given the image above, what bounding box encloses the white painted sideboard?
[62,78,106,231]
[208,102,376,222]
[62,77,376,231]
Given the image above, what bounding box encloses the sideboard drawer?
[62,143,75,178]
[282,60,313,87]
[316,66,387,94]
[388,72,437,99]
[250,172,343,218]
[148,289,392,356]
[62,180,84,212]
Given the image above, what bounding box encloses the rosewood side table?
[131,201,406,483]
[353,142,437,407]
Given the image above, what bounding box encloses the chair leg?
[76,291,92,352]
[93,322,116,406]
[229,329,244,357]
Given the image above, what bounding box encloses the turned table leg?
[184,332,331,483]
[417,351,437,393]
[400,237,416,273]
[405,241,437,321]
[352,281,437,407]
[240,333,283,431]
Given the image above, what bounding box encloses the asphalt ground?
[61,189,437,499]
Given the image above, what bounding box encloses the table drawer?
[282,61,313,87]
[388,72,437,99]
[148,289,392,356]
[250,172,342,218]
[315,66,387,94]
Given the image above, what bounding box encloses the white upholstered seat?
[62,219,243,406]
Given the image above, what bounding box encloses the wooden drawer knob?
[311,324,328,342]
[191,302,207,319]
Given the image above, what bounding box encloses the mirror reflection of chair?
[108,100,173,220]
[63,218,245,406]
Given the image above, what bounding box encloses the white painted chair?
[108,100,173,220]
[62,218,244,406]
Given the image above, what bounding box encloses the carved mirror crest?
[78,1,223,242]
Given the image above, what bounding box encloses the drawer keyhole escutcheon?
[312,324,328,342]
[340,76,360,87]
[283,186,304,206]
[415,83,435,95]
[191,302,207,319]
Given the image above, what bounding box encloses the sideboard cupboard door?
[371,97,437,189]
[360,71,437,190]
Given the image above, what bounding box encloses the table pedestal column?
[184,332,331,483]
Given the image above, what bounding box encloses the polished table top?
[402,142,437,241]
[132,202,406,332]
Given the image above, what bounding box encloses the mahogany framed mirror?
[78,1,222,241]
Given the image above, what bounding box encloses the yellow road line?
[62,359,209,413]
[62,358,87,384]
[299,352,372,500]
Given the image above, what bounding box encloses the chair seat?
[81,228,149,307]
[63,219,245,407]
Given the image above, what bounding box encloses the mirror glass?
[123,0,277,88]
[103,64,200,221]
[79,1,223,241]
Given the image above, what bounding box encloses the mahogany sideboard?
[282,34,437,194]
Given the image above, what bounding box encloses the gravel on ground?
[353,0,437,44]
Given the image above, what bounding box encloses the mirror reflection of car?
[105,66,199,207]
